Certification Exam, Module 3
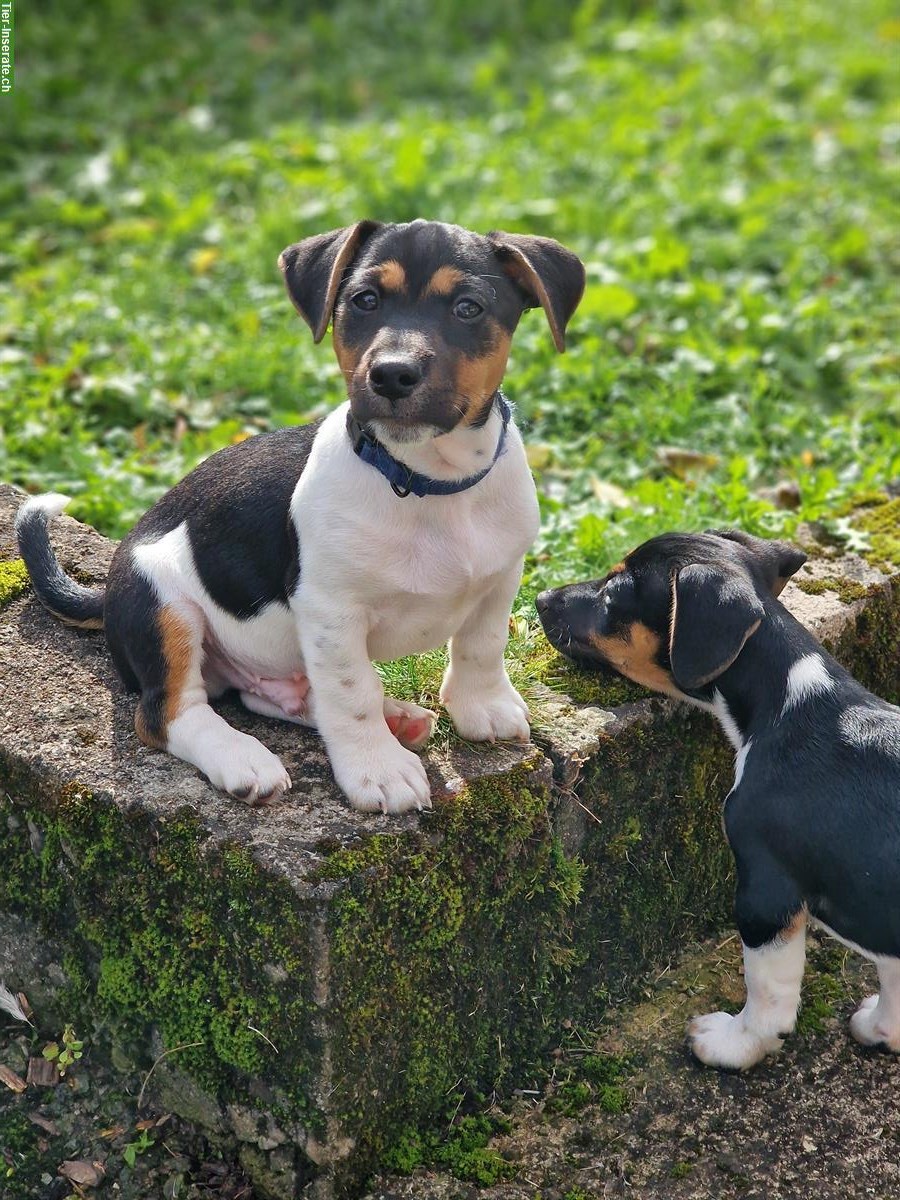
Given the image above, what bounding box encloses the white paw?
[207,734,292,806]
[850,995,900,1051]
[334,737,432,814]
[687,1011,783,1071]
[442,675,530,743]
[383,696,437,750]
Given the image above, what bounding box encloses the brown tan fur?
[454,320,513,425]
[134,606,196,749]
[376,259,407,294]
[589,622,684,699]
[422,266,465,298]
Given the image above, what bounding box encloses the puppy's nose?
[369,359,422,402]
[535,589,555,617]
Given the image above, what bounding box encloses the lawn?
[3,0,898,620]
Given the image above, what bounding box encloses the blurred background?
[2,0,898,599]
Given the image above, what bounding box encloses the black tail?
[15,494,105,629]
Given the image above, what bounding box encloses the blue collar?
[347,394,512,498]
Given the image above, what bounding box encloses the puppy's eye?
[453,297,483,321]
[352,290,379,312]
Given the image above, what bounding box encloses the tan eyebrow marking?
[376,259,407,293]
[422,266,466,297]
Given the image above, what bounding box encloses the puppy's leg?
[689,864,806,1071]
[689,917,806,1070]
[134,603,291,805]
[440,564,529,743]
[296,594,431,813]
[850,957,900,1052]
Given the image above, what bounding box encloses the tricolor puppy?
[17,220,585,813]
[537,529,900,1069]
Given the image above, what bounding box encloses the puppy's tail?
[14,494,105,629]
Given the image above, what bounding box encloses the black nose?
[535,589,554,617]
[369,359,422,402]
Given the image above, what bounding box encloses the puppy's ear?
[669,564,765,690]
[705,529,807,597]
[487,232,586,352]
[278,221,382,343]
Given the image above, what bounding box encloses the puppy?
[17,220,585,813]
[537,529,900,1068]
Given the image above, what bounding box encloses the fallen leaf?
[756,480,801,510]
[99,1124,126,1140]
[28,1113,60,1135]
[590,477,631,508]
[27,1056,61,1087]
[58,1159,106,1187]
[0,1064,27,1093]
[655,445,720,477]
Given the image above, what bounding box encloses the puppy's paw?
[335,739,432,814]
[383,696,438,750]
[687,1011,782,1071]
[442,676,530,744]
[209,735,292,806]
[850,995,900,1052]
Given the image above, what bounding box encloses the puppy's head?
[536,530,807,699]
[278,220,585,442]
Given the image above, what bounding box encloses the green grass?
[3,0,898,652]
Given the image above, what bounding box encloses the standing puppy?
[17,220,585,813]
[537,529,900,1069]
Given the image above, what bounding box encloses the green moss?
[827,583,900,704]
[316,755,585,1176]
[382,1114,513,1185]
[0,755,319,1132]
[795,576,869,603]
[670,1161,694,1179]
[0,1103,59,1198]
[0,559,29,608]
[528,643,648,708]
[853,496,900,572]
[564,706,736,1012]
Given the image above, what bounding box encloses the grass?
[2,0,898,700]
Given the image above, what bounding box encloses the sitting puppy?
[17,220,585,813]
[537,529,900,1069]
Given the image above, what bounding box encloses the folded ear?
[278,221,382,343]
[705,529,807,597]
[670,564,765,691]
[487,231,586,352]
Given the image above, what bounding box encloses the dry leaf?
[0,1064,27,1093]
[655,445,720,477]
[99,1124,127,1140]
[589,477,631,508]
[756,480,801,510]
[29,1113,60,1135]
[27,1056,61,1087]
[59,1159,105,1187]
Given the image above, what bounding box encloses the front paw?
[333,737,432,814]
[442,676,530,743]
[687,1011,783,1071]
